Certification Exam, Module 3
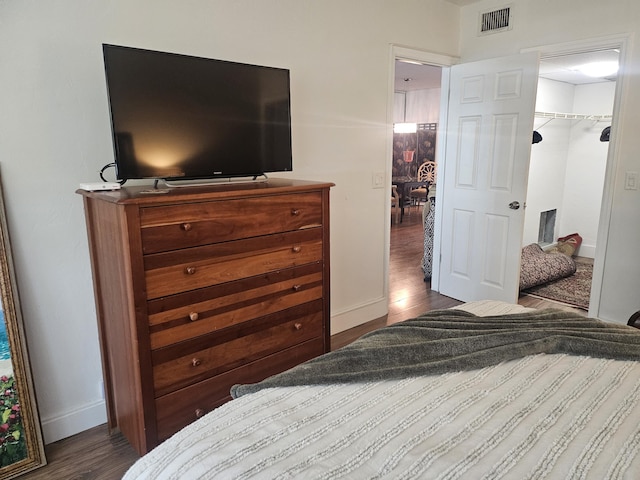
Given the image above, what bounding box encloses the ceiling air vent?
[479,5,512,35]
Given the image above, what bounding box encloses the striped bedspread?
[125,352,640,479]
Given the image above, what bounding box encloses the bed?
[124,301,640,479]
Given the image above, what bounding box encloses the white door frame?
[522,34,630,318]
[387,35,628,315]
[386,45,458,299]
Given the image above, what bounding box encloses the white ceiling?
[395,49,620,92]
[538,49,620,85]
[395,62,443,91]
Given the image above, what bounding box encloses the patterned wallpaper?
[392,123,437,179]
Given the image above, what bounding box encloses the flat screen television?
[102,44,292,183]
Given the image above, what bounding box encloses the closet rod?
[535,111,612,121]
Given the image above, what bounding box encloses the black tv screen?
[102,44,292,182]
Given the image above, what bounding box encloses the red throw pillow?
[556,233,582,256]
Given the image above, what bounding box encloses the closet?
[524,78,615,260]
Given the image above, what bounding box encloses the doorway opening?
[388,40,623,318]
[389,59,442,322]
[521,48,619,311]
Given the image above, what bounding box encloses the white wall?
[394,88,442,124]
[0,0,460,443]
[405,88,442,124]
[394,92,407,123]
[458,0,640,323]
[524,79,614,258]
[560,82,615,257]
[523,78,574,246]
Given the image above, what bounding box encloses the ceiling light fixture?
[576,61,619,78]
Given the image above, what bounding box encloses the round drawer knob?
[291,208,300,216]
[189,312,199,322]
[185,266,196,275]
[294,322,303,330]
[292,284,302,292]
[181,223,192,231]
[191,358,202,367]
[292,246,301,253]
[195,408,205,418]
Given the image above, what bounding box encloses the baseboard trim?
[331,297,388,335]
[540,242,596,259]
[41,399,107,444]
[40,299,390,444]
[577,244,596,258]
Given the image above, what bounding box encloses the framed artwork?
[0,167,46,478]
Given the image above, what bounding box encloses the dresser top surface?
[76,178,334,205]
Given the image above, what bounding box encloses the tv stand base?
[161,174,269,188]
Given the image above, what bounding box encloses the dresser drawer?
[140,192,323,254]
[144,228,323,299]
[154,337,326,441]
[148,263,323,349]
[153,306,323,396]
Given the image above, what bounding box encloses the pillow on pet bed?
[519,243,576,290]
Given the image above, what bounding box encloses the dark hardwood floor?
[24,206,586,479]
[331,206,463,350]
[20,424,138,480]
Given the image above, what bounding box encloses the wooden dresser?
[77,179,333,455]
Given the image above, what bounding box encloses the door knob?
[508,201,520,210]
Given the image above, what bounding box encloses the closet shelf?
[535,111,612,121]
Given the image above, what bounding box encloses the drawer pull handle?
[292,246,301,253]
[292,284,302,292]
[181,223,192,231]
[291,208,300,216]
[185,266,197,275]
[189,312,199,322]
[191,358,202,367]
[294,323,303,331]
[195,408,205,418]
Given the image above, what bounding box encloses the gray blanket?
[231,308,640,398]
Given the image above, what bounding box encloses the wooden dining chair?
[409,161,436,211]
[391,185,400,224]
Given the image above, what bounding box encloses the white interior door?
[438,52,539,303]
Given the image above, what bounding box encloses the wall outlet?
[372,171,385,189]
[624,171,638,190]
